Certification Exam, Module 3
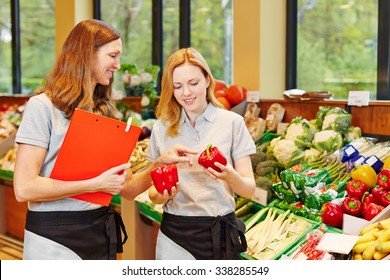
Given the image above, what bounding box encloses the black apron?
[160,211,247,260]
[25,206,127,260]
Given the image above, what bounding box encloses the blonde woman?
[147,48,256,260]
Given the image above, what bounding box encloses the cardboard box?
[342,204,390,235]
[324,205,390,259]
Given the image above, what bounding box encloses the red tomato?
[216,97,231,110]
[226,84,244,106]
[214,79,228,92]
[214,90,227,98]
[242,87,248,99]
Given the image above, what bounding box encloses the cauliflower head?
[312,130,343,153]
[317,107,352,134]
[272,139,304,169]
[283,116,317,150]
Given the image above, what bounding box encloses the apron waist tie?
[106,207,128,259]
[211,214,247,260]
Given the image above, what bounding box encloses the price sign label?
[246,91,260,103]
[348,91,370,106]
[251,187,268,206]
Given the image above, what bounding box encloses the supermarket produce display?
[130,103,390,260]
[2,96,390,260]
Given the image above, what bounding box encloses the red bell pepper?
[198,144,227,172]
[345,179,368,200]
[380,191,390,207]
[363,203,384,221]
[151,164,179,194]
[377,168,390,191]
[320,202,344,229]
[372,186,386,204]
[362,192,375,218]
[341,197,363,217]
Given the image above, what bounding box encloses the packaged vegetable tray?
[241,206,319,260]
[281,225,348,260]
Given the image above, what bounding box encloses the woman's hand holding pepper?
[202,161,235,180]
[204,156,256,199]
[148,183,180,204]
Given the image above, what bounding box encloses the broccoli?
[255,176,273,191]
[255,161,278,177]
[256,165,274,177]
[250,152,266,172]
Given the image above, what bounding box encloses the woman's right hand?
[157,144,198,167]
[94,163,131,194]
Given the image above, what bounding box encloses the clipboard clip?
[125,117,132,132]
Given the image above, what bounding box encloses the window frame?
[286,0,390,100]
[11,0,21,94]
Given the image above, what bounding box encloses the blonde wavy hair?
[35,19,121,119]
[156,47,223,137]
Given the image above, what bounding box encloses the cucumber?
[235,197,250,210]
[235,201,254,217]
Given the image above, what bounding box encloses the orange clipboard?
[50,108,142,206]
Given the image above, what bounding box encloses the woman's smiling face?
[92,38,122,87]
[172,63,210,117]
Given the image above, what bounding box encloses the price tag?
[246,91,260,103]
[348,91,370,106]
[344,146,356,156]
[251,187,268,206]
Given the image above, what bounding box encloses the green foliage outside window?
[297,0,378,99]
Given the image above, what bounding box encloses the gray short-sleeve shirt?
[15,94,99,211]
[146,103,256,217]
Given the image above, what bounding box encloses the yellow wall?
[259,0,286,99]
[233,0,286,98]
[54,0,93,56]
[233,0,260,91]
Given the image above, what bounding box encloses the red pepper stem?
[361,191,369,203]
[206,144,212,157]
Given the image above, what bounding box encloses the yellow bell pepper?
[351,164,377,189]
[383,157,390,169]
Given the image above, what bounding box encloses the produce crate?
[136,201,162,224]
[241,206,319,260]
[269,198,322,223]
[0,169,13,181]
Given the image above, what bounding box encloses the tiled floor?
[0,234,23,260]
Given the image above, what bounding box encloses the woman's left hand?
[202,161,235,181]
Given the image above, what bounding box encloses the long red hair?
[36,19,121,119]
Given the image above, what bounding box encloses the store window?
[162,0,179,66]
[296,0,378,100]
[100,0,153,91]
[287,0,385,100]
[19,0,55,94]
[0,0,12,94]
[99,0,233,93]
[190,0,233,82]
[1,0,55,94]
